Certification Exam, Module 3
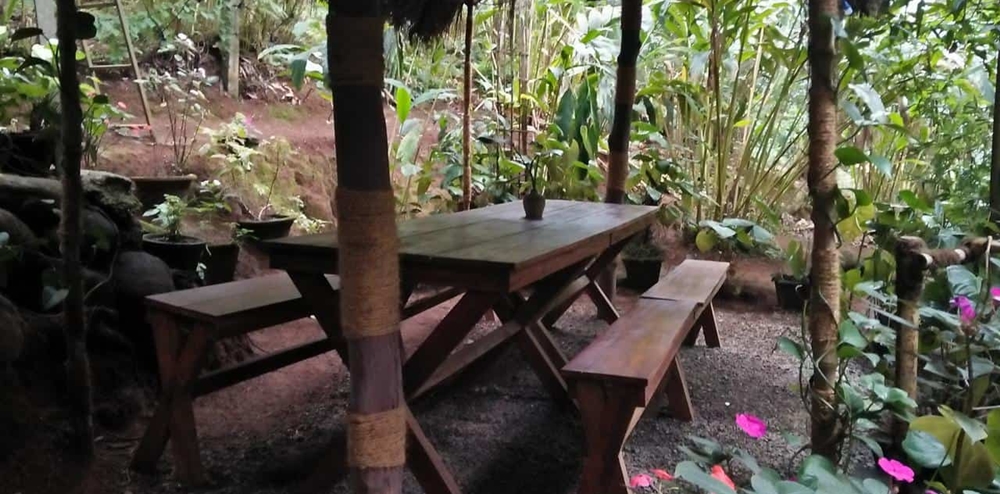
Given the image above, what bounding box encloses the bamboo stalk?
[461,2,474,211]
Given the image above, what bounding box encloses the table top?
[267,200,657,291]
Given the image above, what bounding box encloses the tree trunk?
[806,0,842,462]
[327,1,405,492]
[460,2,474,211]
[227,0,240,98]
[598,0,642,311]
[990,52,1000,223]
[56,0,94,457]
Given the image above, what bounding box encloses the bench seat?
[561,259,729,494]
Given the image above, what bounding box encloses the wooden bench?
[561,259,729,494]
[130,272,460,484]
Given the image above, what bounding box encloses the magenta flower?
[629,473,653,488]
[735,413,767,438]
[991,287,1000,306]
[877,457,914,483]
[951,296,976,324]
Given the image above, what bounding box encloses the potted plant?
[132,35,213,209]
[201,240,241,285]
[141,194,208,271]
[773,239,811,311]
[209,135,297,240]
[522,154,546,220]
[622,232,664,291]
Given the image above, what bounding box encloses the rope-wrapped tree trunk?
[327,2,405,491]
[806,0,842,461]
[56,0,94,457]
[597,0,641,308]
[891,237,996,450]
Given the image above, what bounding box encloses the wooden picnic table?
[266,199,657,493]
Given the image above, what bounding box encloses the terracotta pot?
[142,233,206,272]
[623,258,663,291]
[132,175,197,211]
[523,190,546,220]
[236,215,295,241]
[202,242,240,285]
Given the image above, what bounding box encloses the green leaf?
[946,265,982,299]
[839,319,868,349]
[939,406,988,442]
[898,190,931,212]
[41,286,68,310]
[985,410,1000,465]
[394,85,412,123]
[776,337,804,361]
[835,146,869,166]
[869,155,892,177]
[675,461,736,494]
[10,27,42,41]
[289,58,307,89]
[903,429,952,468]
[695,229,718,253]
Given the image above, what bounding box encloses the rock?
[83,207,118,268]
[0,208,37,247]
[111,251,175,367]
[113,251,175,300]
[0,294,25,362]
[81,170,142,224]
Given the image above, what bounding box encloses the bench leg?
[683,303,721,348]
[664,359,694,422]
[131,316,211,485]
[574,382,635,494]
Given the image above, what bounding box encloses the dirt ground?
[4,82,811,493]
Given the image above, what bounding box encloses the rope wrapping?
[347,407,407,468]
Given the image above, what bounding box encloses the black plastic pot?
[202,242,240,285]
[523,190,546,220]
[132,175,197,211]
[142,234,206,272]
[236,215,295,240]
[623,258,663,291]
[0,131,56,176]
[774,275,810,311]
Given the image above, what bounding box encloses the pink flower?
[116,101,127,110]
[629,473,653,488]
[951,296,976,324]
[711,465,736,490]
[991,287,1000,306]
[877,457,914,483]
[652,468,673,481]
[735,414,767,438]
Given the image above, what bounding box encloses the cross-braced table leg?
[287,271,462,494]
[542,235,637,328]
[130,313,213,485]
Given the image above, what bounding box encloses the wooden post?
[806,0,842,462]
[990,51,1000,223]
[327,1,405,491]
[460,1,473,211]
[227,0,240,98]
[891,237,930,453]
[598,0,642,313]
[56,0,94,458]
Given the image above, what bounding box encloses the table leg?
[287,271,462,493]
[403,291,501,396]
[542,236,633,327]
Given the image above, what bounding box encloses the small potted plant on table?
[141,194,208,271]
[622,232,664,291]
[522,154,546,220]
[773,239,810,311]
